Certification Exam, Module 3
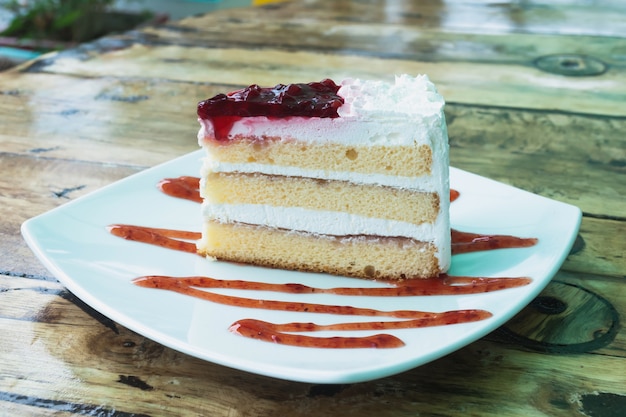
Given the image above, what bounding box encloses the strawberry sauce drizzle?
[230,320,405,349]
[450,189,460,202]
[108,175,537,349]
[157,176,202,203]
[133,275,498,349]
[230,309,493,349]
[134,275,499,318]
[451,230,537,255]
[107,224,200,254]
[133,274,531,297]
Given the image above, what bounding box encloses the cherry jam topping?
[197,79,344,119]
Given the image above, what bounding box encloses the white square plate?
[22,150,581,383]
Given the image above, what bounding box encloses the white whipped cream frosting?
[337,74,445,121]
[198,75,450,271]
[198,74,445,147]
[204,203,448,243]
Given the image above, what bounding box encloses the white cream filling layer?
[205,160,442,191]
[203,203,451,271]
[199,117,445,147]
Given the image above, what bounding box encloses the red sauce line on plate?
[157,176,202,203]
[451,229,538,255]
[133,274,495,349]
[235,309,492,333]
[107,224,200,254]
[230,320,404,349]
[134,275,496,319]
[135,274,531,296]
[230,308,492,348]
[450,189,460,202]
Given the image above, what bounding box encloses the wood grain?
[23,42,626,118]
[1,0,625,415]
[14,1,625,117]
[163,6,626,67]
[0,72,202,167]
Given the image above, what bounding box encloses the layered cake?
[196,75,450,279]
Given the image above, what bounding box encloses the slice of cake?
[196,75,450,279]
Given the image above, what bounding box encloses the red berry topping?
[197,79,344,120]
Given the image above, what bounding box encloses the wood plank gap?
[582,212,626,222]
[0,390,150,417]
[447,102,626,122]
[0,270,57,282]
[0,151,151,172]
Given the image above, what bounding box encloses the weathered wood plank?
[491,270,625,356]
[1,1,624,415]
[12,0,625,119]
[0,152,141,219]
[21,43,626,118]
[565,217,626,278]
[0,73,202,168]
[446,104,625,214]
[0,152,141,277]
[188,0,626,38]
[145,7,626,68]
[0,403,77,417]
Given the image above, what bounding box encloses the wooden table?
[1,1,625,415]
